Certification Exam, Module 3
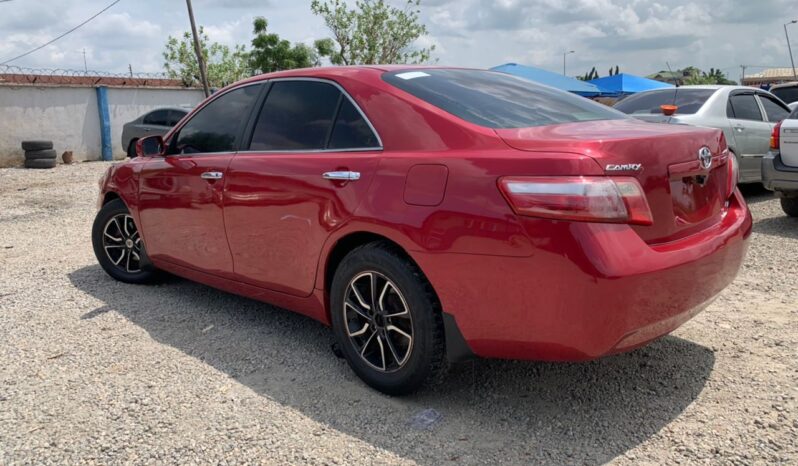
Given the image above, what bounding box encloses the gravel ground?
[0,161,796,465]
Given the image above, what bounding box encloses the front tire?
[92,198,159,283]
[330,243,447,395]
[781,197,798,217]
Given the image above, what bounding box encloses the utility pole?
[740,65,747,85]
[128,64,133,78]
[785,20,797,80]
[185,0,210,97]
[82,48,87,72]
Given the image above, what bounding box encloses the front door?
[224,79,382,296]
[138,84,261,276]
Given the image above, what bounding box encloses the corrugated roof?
[744,68,798,79]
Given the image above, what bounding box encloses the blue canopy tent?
[490,63,602,97]
[588,73,674,96]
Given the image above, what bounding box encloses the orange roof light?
[660,104,678,116]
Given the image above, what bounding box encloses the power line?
[0,0,122,65]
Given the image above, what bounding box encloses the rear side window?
[614,89,716,115]
[728,94,763,121]
[758,94,790,122]
[250,81,340,151]
[328,98,379,149]
[168,110,187,127]
[175,85,260,154]
[143,109,169,126]
[383,69,624,129]
[771,86,798,104]
[249,80,379,151]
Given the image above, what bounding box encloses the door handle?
[200,171,224,180]
[323,171,360,181]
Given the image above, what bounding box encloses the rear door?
[727,91,771,181]
[224,79,382,297]
[138,84,261,276]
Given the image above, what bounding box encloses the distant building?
[741,68,798,87]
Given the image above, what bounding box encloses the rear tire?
[781,197,798,217]
[127,139,138,158]
[330,242,447,395]
[92,198,160,284]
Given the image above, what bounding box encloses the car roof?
[770,81,798,90]
[232,65,479,87]
[147,106,192,112]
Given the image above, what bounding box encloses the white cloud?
[0,0,793,82]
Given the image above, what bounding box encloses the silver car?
[121,107,190,157]
[614,86,792,183]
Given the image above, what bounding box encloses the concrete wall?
[0,85,204,166]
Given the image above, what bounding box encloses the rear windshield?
[614,89,717,115]
[382,69,626,129]
[771,86,798,104]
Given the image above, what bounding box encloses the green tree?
[310,0,435,65]
[684,67,736,85]
[163,27,249,88]
[248,17,333,73]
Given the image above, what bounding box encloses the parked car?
[93,67,752,395]
[121,107,190,157]
[614,86,792,183]
[762,105,798,216]
[770,81,798,111]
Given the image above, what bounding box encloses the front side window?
[175,85,260,154]
[249,80,379,151]
[383,69,625,129]
[143,109,169,126]
[758,94,790,122]
[728,94,763,121]
[614,89,716,115]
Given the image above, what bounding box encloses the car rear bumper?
[414,190,752,362]
[762,151,798,194]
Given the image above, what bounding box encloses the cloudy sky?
[0,0,795,81]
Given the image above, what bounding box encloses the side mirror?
[136,135,166,157]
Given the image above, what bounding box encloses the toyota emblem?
[698,146,712,170]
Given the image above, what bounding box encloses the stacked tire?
[22,140,57,169]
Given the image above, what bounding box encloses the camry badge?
[605,163,642,172]
[698,146,712,170]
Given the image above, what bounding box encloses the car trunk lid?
[495,119,731,244]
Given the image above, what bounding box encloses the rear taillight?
[770,120,782,150]
[498,176,653,225]
[726,150,739,199]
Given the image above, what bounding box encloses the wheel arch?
[318,229,476,363]
[322,231,425,300]
[102,191,122,206]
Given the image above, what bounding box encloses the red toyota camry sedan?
[93,66,752,395]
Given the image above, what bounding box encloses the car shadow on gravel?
[739,184,774,204]
[69,265,715,465]
[752,215,798,239]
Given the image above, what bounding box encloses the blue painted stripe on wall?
[95,86,112,161]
